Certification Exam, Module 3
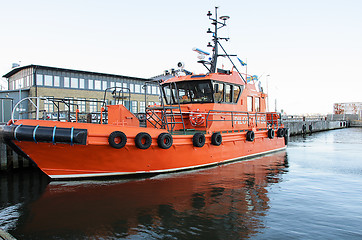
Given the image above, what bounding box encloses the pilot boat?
[0,8,288,180]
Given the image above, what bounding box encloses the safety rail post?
[76,109,79,123]
[100,107,104,124]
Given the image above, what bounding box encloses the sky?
[0,0,361,115]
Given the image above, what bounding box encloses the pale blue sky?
[1,0,361,114]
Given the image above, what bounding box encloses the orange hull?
[12,119,286,179]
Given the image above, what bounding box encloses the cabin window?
[233,86,241,103]
[162,80,213,105]
[225,84,232,102]
[255,97,260,112]
[213,82,224,103]
[247,96,253,112]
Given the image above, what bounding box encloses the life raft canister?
[246,130,255,142]
[135,132,152,149]
[211,132,222,146]
[108,131,127,149]
[267,129,275,139]
[157,133,173,149]
[193,132,205,147]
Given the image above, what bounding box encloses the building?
[334,102,361,119]
[0,65,160,122]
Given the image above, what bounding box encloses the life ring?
[189,110,205,127]
[267,129,275,139]
[193,133,205,147]
[246,130,255,142]
[277,128,285,137]
[211,132,222,146]
[135,132,152,149]
[108,131,127,149]
[157,133,173,149]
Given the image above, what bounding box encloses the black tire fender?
[211,132,222,146]
[108,131,127,149]
[157,133,173,149]
[246,130,255,142]
[277,128,285,137]
[267,129,275,139]
[193,133,205,147]
[135,132,152,149]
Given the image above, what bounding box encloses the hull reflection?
[20,151,288,239]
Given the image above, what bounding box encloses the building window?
[131,101,138,113]
[44,97,54,113]
[89,99,98,112]
[37,74,43,86]
[44,75,53,86]
[102,81,107,90]
[88,79,94,89]
[54,76,60,87]
[77,98,86,112]
[247,96,253,112]
[110,82,115,88]
[116,82,122,88]
[139,101,145,113]
[135,84,141,93]
[79,78,85,89]
[148,101,155,106]
[130,83,134,93]
[71,78,78,88]
[95,80,101,90]
[64,77,70,88]
[152,86,157,95]
[64,97,74,112]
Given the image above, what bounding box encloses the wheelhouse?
[161,79,244,105]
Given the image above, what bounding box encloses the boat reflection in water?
[20,151,288,239]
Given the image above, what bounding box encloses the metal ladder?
[146,81,186,134]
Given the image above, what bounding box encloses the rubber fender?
[135,132,152,149]
[157,133,173,149]
[277,128,285,137]
[108,131,127,149]
[267,129,275,139]
[193,132,205,147]
[211,132,222,146]
[246,130,255,142]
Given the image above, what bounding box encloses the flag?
[237,57,247,66]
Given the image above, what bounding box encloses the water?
[0,128,361,239]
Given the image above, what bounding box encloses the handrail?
[12,97,47,123]
[206,110,282,128]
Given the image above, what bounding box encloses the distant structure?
[334,102,361,116]
[0,64,159,122]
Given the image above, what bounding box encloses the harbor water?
[0,128,361,239]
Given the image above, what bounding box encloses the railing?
[11,97,107,124]
[206,110,282,128]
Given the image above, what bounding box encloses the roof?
[2,64,150,81]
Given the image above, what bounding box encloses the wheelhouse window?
[247,96,253,112]
[162,80,213,105]
[213,82,224,103]
[225,84,232,103]
[233,85,241,103]
[255,97,260,112]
